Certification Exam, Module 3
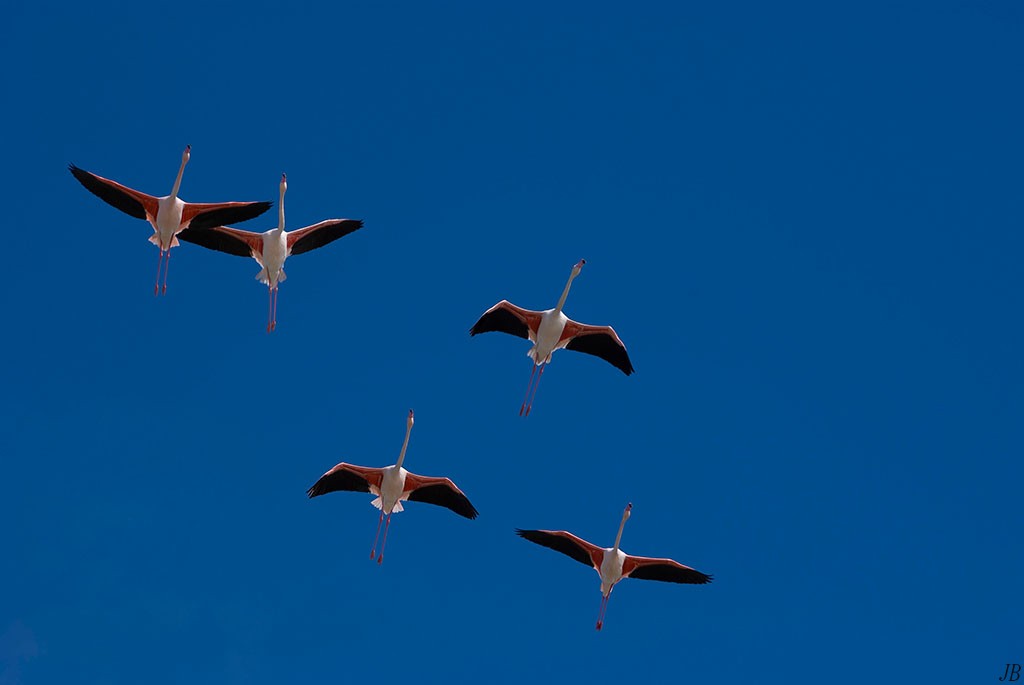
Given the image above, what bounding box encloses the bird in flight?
[471,260,633,416]
[307,410,478,565]
[69,146,272,294]
[517,503,711,630]
[178,173,362,331]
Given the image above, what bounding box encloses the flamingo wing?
[306,463,385,498]
[68,164,159,220]
[178,225,263,258]
[182,201,273,231]
[287,219,364,256]
[562,322,634,375]
[470,300,543,340]
[622,555,713,584]
[515,529,605,569]
[403,473,479,519]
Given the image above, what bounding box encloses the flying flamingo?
[307,410,478,565]
[516,503,712,630]
[470,260,634,416]
[177,174,363,331]
[69,146,272,294]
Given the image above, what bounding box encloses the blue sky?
[1,1,1022,683]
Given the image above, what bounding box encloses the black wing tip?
[453,497,480,520]
[306,480,335,498]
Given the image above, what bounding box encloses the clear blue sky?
[1,1,1022,683]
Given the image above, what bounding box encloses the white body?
[527,261,585,365]
[151,196,185,249]
[258,229,289,287]
[529,309,569,365]
[147,146,190,250]
[254,176,291,288]
[371,464,410,514]
[598,548,626,596]
[369,410,416,515]
[598,504,632,598]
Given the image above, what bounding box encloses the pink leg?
[369,510,384,560]
[267,287,273,333]
[519,364,538,416]
[524,364,546,417]
[271,287,278,331]
[153,249,164,296]
[377,513,393,565]
[161,248,171,294]
[596,594,610,631]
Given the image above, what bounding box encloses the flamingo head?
[571,259,586,277]
[624,502,632,520]
[182,145,191,164]
[280,173,288,194]
[407,409,414,428]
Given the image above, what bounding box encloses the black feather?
[177,228,253,257]
[188,202,273,231]
[565,333,634,375]
[69,164,147,219]
[407,484,479,519]
[629,563,713,585]
[515,529,596,568]
[470,307,529,339]
[290,219,364,255]
[306,467,371,498]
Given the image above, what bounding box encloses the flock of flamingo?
[69,146,712,631]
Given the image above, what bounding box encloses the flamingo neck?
[612,511,629,551]
[394,421,413,469]
[555,271,578,313]
[170,158,187,198]
[276,189,286,232]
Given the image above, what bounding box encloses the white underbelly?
[599,549,625,594]
[155,199,184,247]
[378,466,408,514]
[532,312,567,362]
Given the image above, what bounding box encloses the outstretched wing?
[178,225,263,258]
[288,219,364,256]
[69,164,159,221]
[182,201,273,231]
[306,463,385,498]
[562,322,634,375]
[470,300,543,339]
[404,473,478,519]
[515,529,604,569]
[622,555,712,584]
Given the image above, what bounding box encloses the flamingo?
[470,259,633,416]
[307,410,478,565]
[177,173,363,331]
[516,503,712,630]
[69,146,272,294]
